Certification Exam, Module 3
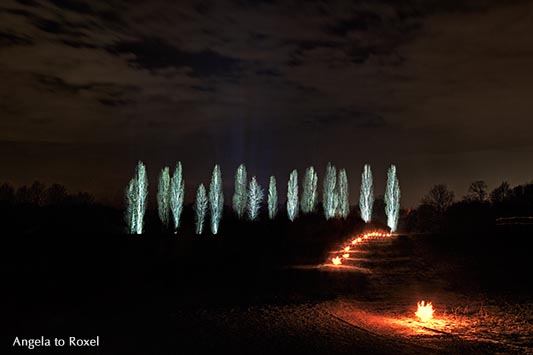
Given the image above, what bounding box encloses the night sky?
[1,0,533,207]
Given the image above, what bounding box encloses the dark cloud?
[49,0,93,14]
[0,30,32,46]
[31,74,139,106]
[194,1,212,15]
[325,10,384,36]
[249,31,269,41]
[108,37,243,77]
[14,0,39,5]
[98,98,131,107]
[32,74,80,94]
[255,68,282,77]
[190,84,216,93]
[283,39,343,56]
[1,7,33,17]
[308,108,386,128]
[61,39,98,48]
[32,18,85,35]
[234,0,277,9]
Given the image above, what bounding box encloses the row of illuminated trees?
[125,162,400,235]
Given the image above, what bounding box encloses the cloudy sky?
[1,0,533,207]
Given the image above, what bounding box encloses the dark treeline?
[405,180,533,234]
[0,180,367,238]
[0,181,94,207]
[0,181,123,234]
[2,179,533,236]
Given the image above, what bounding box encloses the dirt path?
[96,303,439,355]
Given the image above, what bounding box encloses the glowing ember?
[332,256,342,265]
[415,301,434,323]
[342,253,350,258]
[344,246,350,252]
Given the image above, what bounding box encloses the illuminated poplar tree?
[359,164,374,223]
[385,164,401,232]
[194,184,208,235]
[301,166,318,214]
[170,162,185,232]
[287,169,299,221]
[323,163,337,220]
[125,180,137,234]
[209,164,224,234]
[247,176,263,221]
[157,166,171,228]
[125,161,148,234]
[337,169,349,219]
[232,164,247,219]
[268,176,278,219]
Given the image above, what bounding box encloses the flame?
[332,256,342,265]
[327,230,394,267]
[415,301,434,322]
[352,237,363,245]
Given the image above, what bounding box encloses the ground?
[2,222,531,354]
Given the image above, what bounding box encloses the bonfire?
[415,301,434,323]
[332,256,342,265]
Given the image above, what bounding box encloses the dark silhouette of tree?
[421,184,455,213]
[464,180,488,202]
[0,183,15,206]
[372,196,386,222]
[490,181,512,204]
[507,183,533,215]
[15,185,31,205]
[408,184,455,232]
[28,181,46,206]
[69,192,95,206]
[45,184,68,206]
[1,181,96,208]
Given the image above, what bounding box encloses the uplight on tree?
[209,164,224,235]
[268,176,278,220]
[170,162,185,232]
[232,164,247,219]
[301,166,318,214]
[247,176,263,221]
[194,184,208,235]
[125,179,137,234]
[337,168,349,219]
[323,163,337,220]
[385,164,400,232]
[287,169,299,221]
[359,164,374,222]
[125,161,148,234]
[157,166,171,229]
